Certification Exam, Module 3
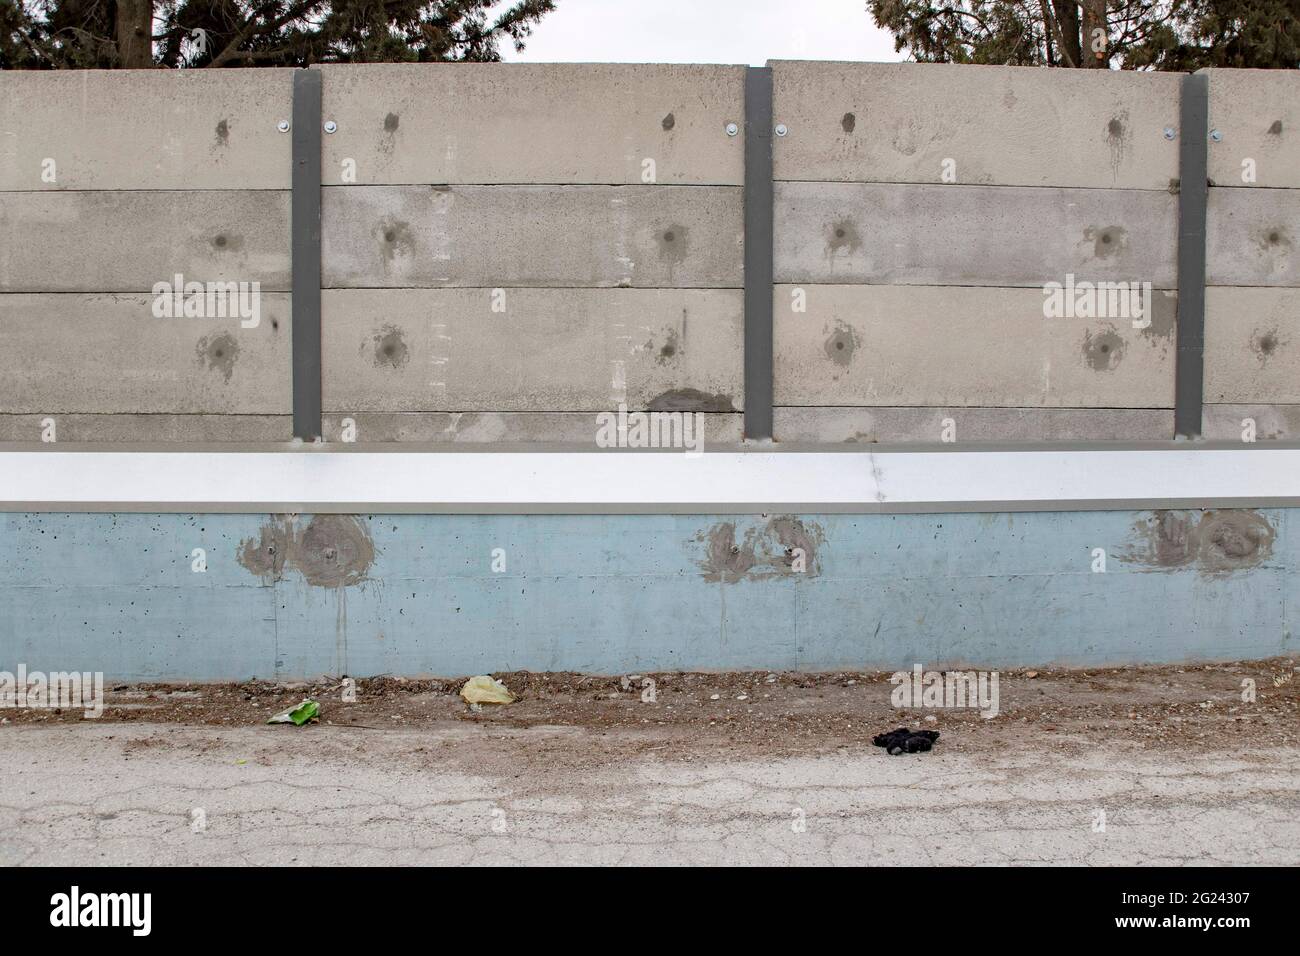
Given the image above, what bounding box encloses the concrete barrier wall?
[315,64,746,444]
[2,508,1292,679]
[1,64,1296,444]
[0,69,296,442]
[771,61,1182,443]
[2,65,1296,679]
[1201,69,1300,441]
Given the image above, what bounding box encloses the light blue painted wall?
[0,510,1293,680]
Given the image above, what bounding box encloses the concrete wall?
[1,508,1291,679]
[771,61,1182,443]
[315,64,745,444]
[0,69,295,442]
[1201,69,1300,441]
[2,65,1297,678]
[0,64,1296,444]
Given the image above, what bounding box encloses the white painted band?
[1,447,1297,512]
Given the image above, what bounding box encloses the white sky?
[498,0,906,65]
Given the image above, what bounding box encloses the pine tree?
[868,0,1299,70]
[2,0,556,69]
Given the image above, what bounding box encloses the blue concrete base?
[1,510,1294,680]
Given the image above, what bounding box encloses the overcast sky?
[499,0,905,65]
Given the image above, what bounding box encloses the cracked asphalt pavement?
[2,721,1297,865]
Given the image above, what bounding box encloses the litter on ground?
[267,699,320,726]
[460,676,516,705]
[873,727,940,755]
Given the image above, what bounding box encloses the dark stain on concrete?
[1201,513,1273,569]
[196,332,239,382]
[1133,511,1195,567]
[237,518,291,581]
[1269,120,1283,135]
[238,515,376,587]
[656,225,688,266]
[1121,510,1275,576]
[651,325,681,365]
[841,112,856,133]
[215,119,229,147]
[1168,177,1181,195]
[369,324,410,369]
[696,516,825,582]
[827,219,861,256]
[769,516,824,573]
[648,388,736,413]
[377,113,400,156]
[294,516,376,588]
[1139,291,1177,342]
[824,322,858,366]
[1251,327,1283,365]
[377,218,415,264]
[1084,225,1128,259]
[699,522,757,583]
[210,233,243,252]
[662,112,675,131]
[1082,328,1125,371]
[1106,112,1130,176]
[1257,226,1292,252]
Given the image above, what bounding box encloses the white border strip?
[1,448,1299,512]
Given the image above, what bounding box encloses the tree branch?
[207,0,321,67]
[1043,0,1078,65]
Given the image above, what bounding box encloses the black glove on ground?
[872,727,940,755]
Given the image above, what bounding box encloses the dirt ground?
[6,658,1298,761]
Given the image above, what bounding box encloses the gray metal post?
[291,70,323,441]
[1174,72,1209,440]
[743,66,774,441]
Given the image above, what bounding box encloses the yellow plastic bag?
[459,675,516,705]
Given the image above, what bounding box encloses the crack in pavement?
[1,724,1297,866]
